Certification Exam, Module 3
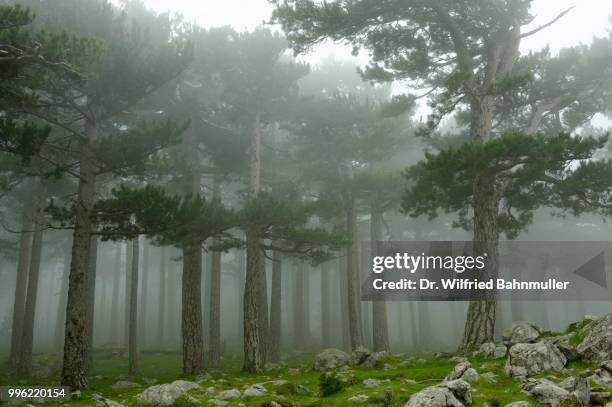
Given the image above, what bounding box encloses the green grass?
[0,349,590,406]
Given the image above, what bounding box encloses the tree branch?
[520,7,575,38]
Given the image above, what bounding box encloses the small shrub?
[318,372,344,397]
[488,399,501,407]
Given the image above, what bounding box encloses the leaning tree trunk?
[9,202,33,369]
[61,118,97,389]
[460,172,500,351]
[345,194,363,350]
[17,196,45,376]
[128,237,139,375]
[84,236,98,374]
[268,250,282,363]
[370,206,389,352]
[243,113,263,373]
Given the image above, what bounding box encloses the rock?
[503,321,541,345]
[363,378,381,388]
[196,372,210,382]
[363,351,387,368]
[481,372,497,384]
[578,313,612,363]
[590,391,612,405]
[351,346,372,365]
[505,341,567,378]
[272,379,288,386]
[588,368,612,387]
[143,378,157,385]
[296,384,312,394]
[404,379,472,407]
[208,400,227,407]
[314,348,352,370]
[477,342,506,359]
[557,376,577,390]
[556,342,579,361]
[216,389,240,400]
[503,402,529,407]
[494,345,508,358]
[573,377,590,407]
[348,394,369,402]
[445,362,478,382]
[136,380,201,406]
[602,360,612,375]
[112,380,140,389]
[520,378,571,406]
[243,384,266,397]
[449,356,468,363]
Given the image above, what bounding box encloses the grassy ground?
[0,349,547,406]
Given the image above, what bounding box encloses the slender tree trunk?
[460,173,499,350]
[17,195,45,376]
[268,250,282,363]
[128,237,139,375]
[258,259,269,363]
[370,207,389,352]
[9,203,33,368]
[54,248,71,349]
[293,260,307,350]
[208,245,221,368]
[124,240,132,348]
[139,240,149,349]
[320,261,331,348]
[61,118,97,389]
[243,114,263,373]
[157,247,167,348]
[182,244,204,374]
[345,195,363,350]
[110,244,121,345]
[84,236,98,374]
[339,256,350,351]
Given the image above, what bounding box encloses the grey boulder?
[404,379,472,407]
[136,380,201,406]
[505,341,566,378]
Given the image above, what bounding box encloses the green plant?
[318,372,344,397]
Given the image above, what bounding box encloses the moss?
[276,381,298,396]
[318,372,344,397]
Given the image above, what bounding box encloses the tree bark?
[460,173,500,351]
[157,246,167,348]
[84,236,98,374]
[139,239,149,349]
[243,113,263,373]
[110,244,121,345]
[124,240,132,348]
[54,248,71,349]
[182,244,204,374]
[9,202,33,369]
[345,195,363,350]
[61,118,97,389]
[267,250,282,363]
[320,261,331,348]
[370,207,389,352]
[293,260,308,350]
[128,237,139,375]
[17,194,45,376]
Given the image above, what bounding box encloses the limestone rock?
[314,348,352,370]
[503,321,541,346]
[577,313,612,363]
[520,378,571,406]
[505,341,567,378]
[136,380,201,406]
[404,379,472,407]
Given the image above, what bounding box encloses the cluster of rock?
[314,346,387,371]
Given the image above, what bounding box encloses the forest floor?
[0,346,599,406]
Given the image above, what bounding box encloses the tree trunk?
[84,236,98,374]
[54,248,71,349]
[128,237,139,375]
[157,247,167,348]
[460,173,499,351]
[258,259,269,363]
[61,118,97,389]
[110,244,121,346]
[9,202,33,369]
[139,240,149,349]
[320,261,331,348]
[182,244,204,374]
[293,260,307,350]
[370,207,389,352]
[243,113,263,373]
[124,240,132,348]
[345,196,363,350]
[208,245,222,368]
[268,250,282,363]
[17,196,45,376]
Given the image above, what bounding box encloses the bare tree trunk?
[9,203,33,369]
[268,250,282,363]
[128,237,139,375]
[110,244,121,345]
[124,240,132,348]
[208,176,222,368]
[17,195,45,376]
[54,248,71,349]
[320,261,331,348]
[460,173,499,351]
[370,207,389,352]
[182,243,204,374]
[258,259,269,363]
[84,236,98,374]
[293,260,307,350]
[339,256,350,351]
[139,240,149,349]
[157,247,167,348]
[345,196,363,350]
[243,114,263,373]
[61,118,97,389]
